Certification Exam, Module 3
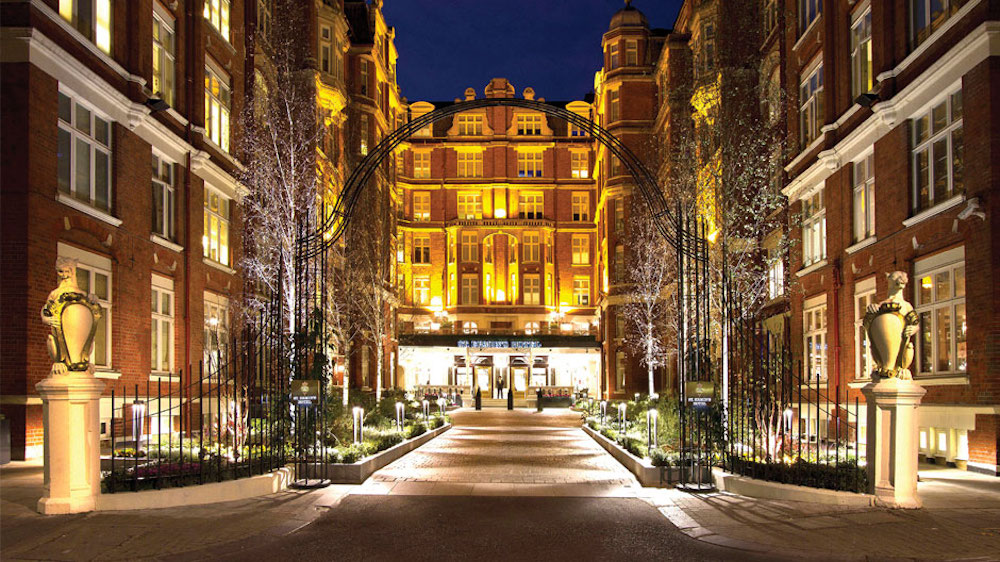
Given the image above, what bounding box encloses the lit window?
[523,232,540,262]
[803,299,827,382]
[152,152,175,241]
[801,190,826,267]
[800,61,824,147]
[463,321,478,334]
[916,249,966,375]
[202,187,231,266]
[257,0,272,39]
[697,22,715,75]
[457,151,483,178]
[457,192,482,219]
[203,0,230,41]
[607,89,620,123]
[516,114,543,136]
[799,0,822,34]
[412,236,430,264]
[359,113,369,155]
[573,277,590,306]
[461,276,479,305]
[151,276,175,375]
[912,89,963,213]
[152,4,176,106]
[524,321,540,334]
[320,25,332,74]
[569,118,587,137]
[850,8,873,98]
[518,193,543,219]
[414,276,430,306]
[853,153,875,242]
[59,0,112,53]
[203,292,229,370]
[523,274,541,306]
[571,192,590,221]
[59,243,111,369]
[608,43,619,69]
[461,233,478,262]
[413,152,431,178]
[767,248,784,299]
[204,60,231,151]
[571,235,589,265]
[413,191,430,221]
[911,0,968,49]
[518,151,543,178]
[57,90,112,213]
[625,40,638,66]
[854,279,876,380]
[457,114,483,136]
[571,152,589,179]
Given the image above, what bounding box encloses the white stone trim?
[150,234,184,253]
[191,150,245,200]
[58,241,111,270]
[914,246,965,276]
[912,375,970,387]
[151,272,174,290]
[877,0,984,82]
[796,259,827,278]
[803,292,827,310]
[94,370,122,380]
[902,194,965,228]
[845,236,877,255]
[203,257,236,276]
[0,395,44,406]
[57,194,123,227]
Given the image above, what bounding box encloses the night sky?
[381,0,684,103]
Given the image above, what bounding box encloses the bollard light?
[437,397,445,417]
[422,399,430,422]
[353,407,364,445]
[647,408,658,455]
[395,401,404,432]
[618,403,627,432]
[600,400,607,427]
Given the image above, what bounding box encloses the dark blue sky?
[382,0,683,102]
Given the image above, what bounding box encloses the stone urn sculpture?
[862,271,920,381]
[40,257,103,375]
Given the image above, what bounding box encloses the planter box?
[95,467,292,511]
[582,425,710,487]
[712,467,875,507]
[305,424,450,484]
[539,396,574,408]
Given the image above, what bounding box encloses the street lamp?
[352,407,364,445]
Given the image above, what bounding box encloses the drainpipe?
[831,260,842,433]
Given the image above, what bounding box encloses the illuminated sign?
[685,381,714,403]
[456,339,542,349]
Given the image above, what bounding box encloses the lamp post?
[647,408,658,455]
[600,400,607,427]
[352,407,364,445]
[395,402,404,432]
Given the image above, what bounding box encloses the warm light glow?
[921,276,933,289]
[496,289,506,302]
[430,296,443,312]
[707,229,720,243]
[495,208,507,219]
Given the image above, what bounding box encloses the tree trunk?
[647,322,655,396]
[375,342,383,402]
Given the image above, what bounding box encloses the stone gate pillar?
[862,378,926,509]
[36,373,105,514]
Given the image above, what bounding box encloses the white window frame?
[457,192,482,219]
[257,0,272,39]
[412,191,430,221]
[152,150,176,241]
[767,249,785,299]
[57,88,113,213]
[801,190,826,267]
[152,2,176,106]
[204,59,231,152]
[573,277,590,306]
[59,0,112,53]
[799,59,824,147]
[522,232,540,263]
[203,292,230,372]
[523,274,541,306]
[413,151,431,178]
[457,151,483,178]
[203,0,231,42]
[413,276,430,306]
[799,0,822,35]
[320,25,333,74]
[571,235,589,265]
[910,0,967,49]
[151,275,175,375]
[203,186,231,267]
[58,243,112,370]
[461,233,478,263]
[915,247,966,376]
[854,277,876,381]
[803,295,828,382]
[853,152,875,243]
[517,151,543,178]
[571,192,590,221]
[518,193,543,219]
[911,89,964,213]
[571,152,590,179]
[412,236,430,264]
[850,6,873,99]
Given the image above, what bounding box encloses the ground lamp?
[437,397,445,416]
[422,399,430,422]
[600,400,607,426]
[352,407,364,445]
[395,402,404,431]
[131,400,145,450]
[647,408,658,455]
[618,403,627,431]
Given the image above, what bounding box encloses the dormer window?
[516,114,543,136]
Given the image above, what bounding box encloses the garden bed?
[713,467,875,506]
[304,423,450,484]
[583,425,711,487]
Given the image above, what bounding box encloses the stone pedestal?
[36,373,105,515]
[862,378,926,509]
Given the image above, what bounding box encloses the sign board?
[685,381,714,404]
[290,380,320,404]
[456,339,541,349]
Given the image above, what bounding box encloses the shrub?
[405,423,427,439]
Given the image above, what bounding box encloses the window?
[152,4,176,106]
[523,274,541,305]
[57,90,111,212]
[457,114,483,135]
[912,90,963,213]
[916,249,966,375]
[204,61,231,151]
[609,155,622,177]
[151,276,174,374]
[614,199,624,232]
[203,187,230,267]
[607,89,620,123]
[571,192,590,221]
[463,321,478,334]
[204,292,229,369]
[517,114,543,136]
[461,233,478,262]
[614,245,625,284]
[320,25,332,74]
[854,278,876,380]
[519,193,543,219]
[853,153,875,242]
[800,62,824,147]
[799,0,822,34]
[152,152,175,241]
[571,235,589,265]
[360,59,369,96]
[59,0,111,53]
[412,236,430,264]
[571,152,589,179]
[523,232,540,262]
[615,351,625,389]
[625,40,638,66]
[457,192,482,219]
[203,0,230,41]
[59,243,111,369]
[257,0,272,39]
[461,276,479,305]
[803,298,827,381]
[767,249,785,299]
[413,192,430,221]
[359,113,369,155]
[801,190,826,267]
[851,8,873,98]
[569,119,587,137]
[518,151,543,178]
[413,152,430,178]
[911,0,968,49]
[414,276,430,306]
[573,277,590,306]
[457,151,483,178]
[524,321,540,334]
[697,22,716,75]
[609,43,619,69]
[546,235,554,264]
[763,0,779,35]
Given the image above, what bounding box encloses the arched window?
[463,321,478,334]
[524,321,540,335]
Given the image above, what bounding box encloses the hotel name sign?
[456,339,542,349]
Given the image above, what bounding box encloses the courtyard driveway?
[360,407,638,496]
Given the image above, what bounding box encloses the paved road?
[211,408,796,561]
